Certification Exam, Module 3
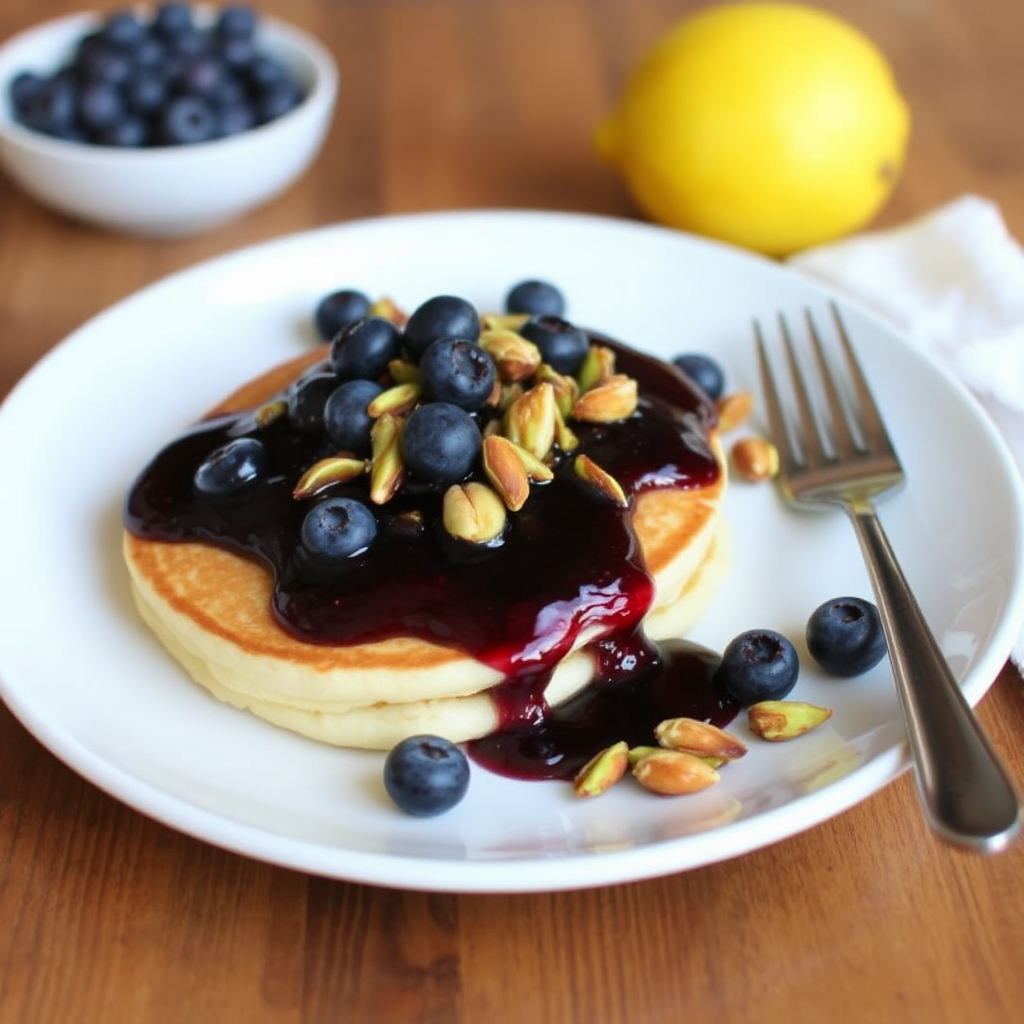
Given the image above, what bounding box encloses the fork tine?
[829,303,897,456]
[804,308,859,459]
[754,320,799,477]
[778,312,828,467]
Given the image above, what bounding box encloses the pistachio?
[553,404,580,452]
[368,296,407,326]
[571,373,638,423]
[534,363,580,419]
[255,398,288,429]
[442,481,507,544]
[717,390,754,432]
[368,413,406,505]
[367,381,421,418]
[573,740,629,797]
[496,382,525,413]
[627,745,661,767]
[387,358,420,384]
[292,455,369,500]
[576,343,616,394]
[481,312,529,332]
[631,749,720,795]
[654,717,748,762]
[731,435,779,482]
[479,329,542,383]
[503,382,557,460]
[515,441,555,482]
[748,700,833,741]
[482,434,531,511]
[573,453,628,507]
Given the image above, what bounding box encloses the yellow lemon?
[595,3,910,256]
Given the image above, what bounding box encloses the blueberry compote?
[123,334,738,781]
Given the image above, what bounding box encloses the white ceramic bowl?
[0,9,338,237]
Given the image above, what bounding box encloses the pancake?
[123,335,729,750]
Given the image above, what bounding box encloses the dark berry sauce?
[123,337,738,780]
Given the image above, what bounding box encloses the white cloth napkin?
[788,194,1024,672]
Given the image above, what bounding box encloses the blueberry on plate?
[403,295,481,360]
[287,371,340,434]
[383,735,470,817]
[330,316,402,382]
[505,279,566,318]
[300,497,377,561]
[518,315,589,376]
[400,402,481,486]
[193,437,267,498]
[418,337,496,411]
[806,596,888,677]
[323,379,383,456]
[314,289,372,341]
[715,629,800,706]
[672,353,725,401]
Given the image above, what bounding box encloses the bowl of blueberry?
[0,3,338,237]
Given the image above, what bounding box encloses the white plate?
[1,210,1022,893]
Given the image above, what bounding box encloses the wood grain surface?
[1,2,1023,1022]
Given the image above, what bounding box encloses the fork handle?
[847,501,1022,852]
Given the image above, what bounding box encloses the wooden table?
[2,1,1023,1021]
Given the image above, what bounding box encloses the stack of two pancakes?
[123,349,729,750]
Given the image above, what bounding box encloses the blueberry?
[324,379,383,456]
[300,497,377,561]
[216,99,256,138]
[95,115,149,147]
[133,35,167,71]
[330,316,402,382]
[216,34,258,70]
[153,3,195,39]
[216,5,257,40]
[157,95,217,144]
[314,289,372,341]
[403,295,480,360]
[193,437,267,498]
[21,77,77,136]
[99,11,147,50]
[418,337,496,411]
[78,81,124,133]
[383,735,470,817]
[287,371,340,433]
[400,403,481,486]
[505,279,566,318]
[9,72,45,116]
[518,316,589,376]
[78,45,133,87]
[245,54,289,91]
[806,597,887,677]
[672,353,725,401]
[715,629,800,705]
[256,78,302,123]
[210,74,247,110]
[124,71,167,116]
[177,56,226,98]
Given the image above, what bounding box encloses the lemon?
[595,3,910,256]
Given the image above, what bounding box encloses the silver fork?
[755,305,1021,853]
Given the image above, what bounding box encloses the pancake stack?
[123,301,729,751]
